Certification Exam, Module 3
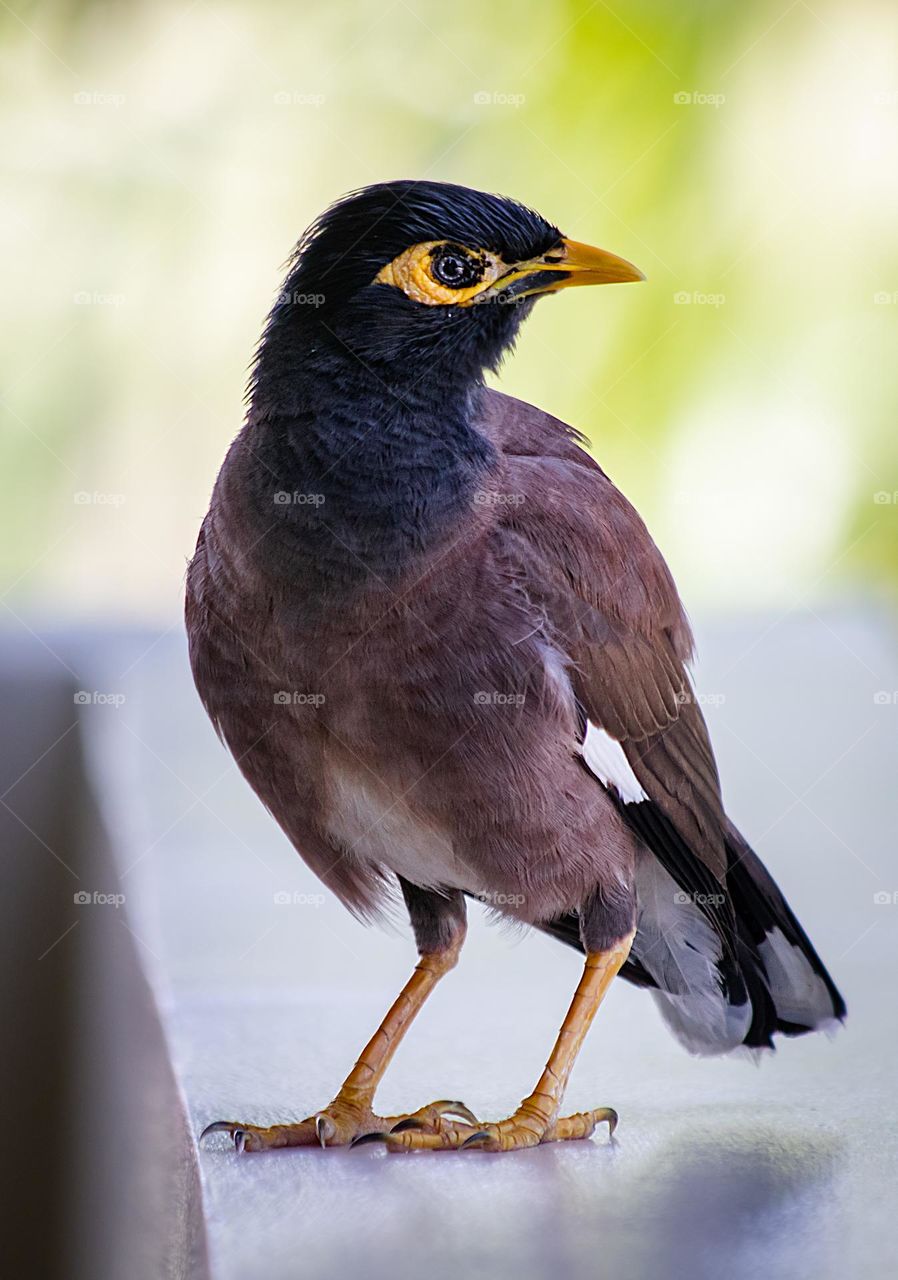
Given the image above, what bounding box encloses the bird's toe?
[199,1116,322,1151]
[387,1098,479,1133]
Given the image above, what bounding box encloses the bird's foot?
[383,1092,618,1153]
[200,1095,479,1153]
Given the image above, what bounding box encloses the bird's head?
[252,180,643,408]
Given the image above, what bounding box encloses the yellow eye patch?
[374,241,506,306]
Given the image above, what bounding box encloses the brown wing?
[480,388,727,882]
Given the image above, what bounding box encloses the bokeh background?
[4,6,898,1279]
[3,0,897,623]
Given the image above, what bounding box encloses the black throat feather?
[241,343,499,596]
[234,181,558,597]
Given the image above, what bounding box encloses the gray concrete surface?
[25,608,898,1278]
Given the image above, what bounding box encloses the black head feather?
[250,181,563,412]
[287,179,561,307]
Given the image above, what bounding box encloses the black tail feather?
[533,815,846,1055]
[725,822,846,1030]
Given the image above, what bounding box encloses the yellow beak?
[479,237,645,303]
[543,238,645,288]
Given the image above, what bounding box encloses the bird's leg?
[386,929,635,1153]
[201,924,478,1152]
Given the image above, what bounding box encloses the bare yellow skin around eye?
[374,241,505,306]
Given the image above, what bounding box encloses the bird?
[188,179,845,1154]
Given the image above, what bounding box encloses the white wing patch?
[581,721,647,804]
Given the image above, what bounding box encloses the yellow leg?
[387,930,635,1153]
[201,932,478,1151]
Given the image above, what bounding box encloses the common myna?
[189,180,845,1154]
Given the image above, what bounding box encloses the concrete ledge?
[0,636,209,1280]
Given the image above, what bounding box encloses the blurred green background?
[3,0,897,622]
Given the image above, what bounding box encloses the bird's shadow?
[533,1118,841,1280]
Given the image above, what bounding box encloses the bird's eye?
[430,248,483,290]
[374,241,502,305]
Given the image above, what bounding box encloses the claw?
[389,1117,425,1134]
[349,1131,389,1148]
[200,1120,239,1145]
[315,1114,336,1149]
[432,1100,479,1126]
[460,1130,491,1149]
[198,1121,251,1153]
